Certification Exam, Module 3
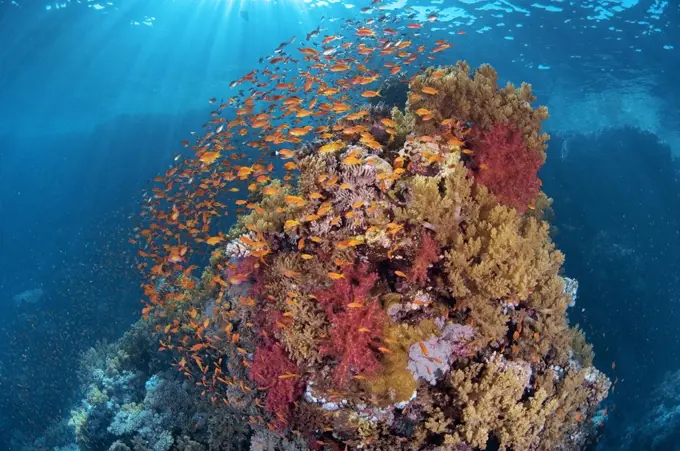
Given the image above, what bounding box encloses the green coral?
[390,106,415,146]
[87,385,109,407]
[69,407,89,445]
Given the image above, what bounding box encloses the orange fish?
[199,152,220,164]
[289,126,313,136]
[206,236,223,245]
[361,89,381,98]
[433,43,452,53]
[356,27,375,37]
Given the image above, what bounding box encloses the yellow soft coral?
[368,319,440,404]
[445,204,562,301]
[449,358,557,450]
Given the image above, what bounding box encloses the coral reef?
[130,60,608,450]
[50,59,609,451]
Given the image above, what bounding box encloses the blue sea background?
[0,0,679,449]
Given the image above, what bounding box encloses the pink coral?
[409,232,439,286]
[249,339,303,427]
[315,264,385,386]
[471,123,542,212]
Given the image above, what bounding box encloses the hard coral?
[471,122,543,212]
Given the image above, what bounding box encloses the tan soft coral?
[444,204,563,302]
[279,294,328,365]
[393,150,474,246]
[448,357,558,450]
[368,320,440,404]
[407,61,550,159]
[235,180,296,234]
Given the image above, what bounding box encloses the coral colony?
[62,13,610,451]
[63,62,610,451]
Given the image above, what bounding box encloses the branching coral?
[444,204,562,302]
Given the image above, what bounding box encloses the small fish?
[206,236,223,245]
[289,126,313,136]
[381,118,397,127]
[356,27,375,37]
[284,219,300,229]
[306,25,320,41]
[278,372,299,379]
[262,186,281,196]
[433,43,452,53]
[199,152,220,164]
[319,141,346,154]
[415,108,433,117]
[361,89,381,98]
[285,195,306,207]
[342,155,363,165]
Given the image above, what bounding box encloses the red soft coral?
[471,123,542,212]
[249,339,303,427]
[224,255,264,293]
[315,263,378,314]
[320,300,385,386]
[409,232,439,286]
[315,264,385,386]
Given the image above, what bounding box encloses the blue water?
[0,0,679,449]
